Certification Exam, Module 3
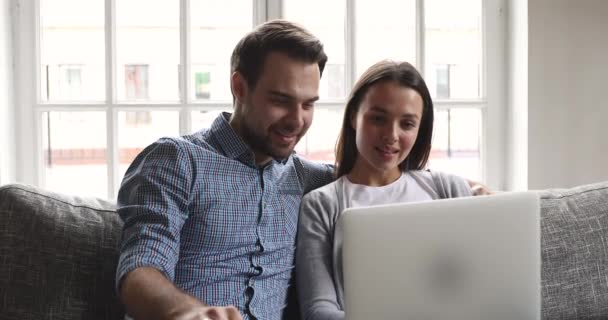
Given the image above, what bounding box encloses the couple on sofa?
[116,19,489,320]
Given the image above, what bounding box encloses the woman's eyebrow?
[369,106,419,120]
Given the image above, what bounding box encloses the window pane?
[429,108,481,181]
[42,111,108,198]
[40,0,105,101]
[355,0,416,77]
[425,0,482,99]
[294,107,343,163]
[191,108,231,132]
[117,111,180,187]
[283,0,346,100]
[117,0,179,101]
[190,0,253,101]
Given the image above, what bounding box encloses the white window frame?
[11,0,507,198]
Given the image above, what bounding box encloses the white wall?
[527,0,608,189]
[0,0,16,185]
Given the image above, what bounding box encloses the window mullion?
[179,0,192,135]
[107,108,119,198]
[105,0,118,198]
[416,0,425,74]
[105,0,116,104]
[34,0,44,186]
[266,0,282,20]
[345,0,356,90]
[254,0,268,24]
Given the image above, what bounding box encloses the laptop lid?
[340,191,540,320]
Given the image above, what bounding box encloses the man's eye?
[303,102,315,109]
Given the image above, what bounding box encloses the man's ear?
[230,72,248,104]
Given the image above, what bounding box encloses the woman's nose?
[382,125,398,143]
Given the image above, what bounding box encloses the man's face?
[232,51,320,165]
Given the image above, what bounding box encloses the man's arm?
[121,267,243,320]
[116,139,242,320]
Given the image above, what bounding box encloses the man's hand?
[121,267,244,320]
[467,180,493,196]
[171,305,243,320]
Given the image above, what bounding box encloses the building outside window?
[125,64,149,100]
[194,69,212,100]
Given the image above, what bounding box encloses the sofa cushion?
[0,183,125,320]
[540,180,608,319]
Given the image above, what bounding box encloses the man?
[116,20,333,320]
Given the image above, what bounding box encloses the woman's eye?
[401,121,416,129]
[371,115,384,123]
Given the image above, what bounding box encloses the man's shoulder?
[290,154,334,175]
[290,154,335,192]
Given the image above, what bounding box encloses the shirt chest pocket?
[277,188,302,238]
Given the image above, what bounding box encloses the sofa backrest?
[540,180,608,319]
[2,181,608,319]
[0,184,125,319]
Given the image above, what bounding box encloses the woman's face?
[351,80,424,179]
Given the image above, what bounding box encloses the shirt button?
[263,202,268,209]
[254,266,263,275]
[250,279,255,287]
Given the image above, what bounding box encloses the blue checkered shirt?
[116,112,334,320]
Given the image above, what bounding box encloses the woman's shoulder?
[409,169,467,183]
[410,169,472,197]
[302,178,343,203]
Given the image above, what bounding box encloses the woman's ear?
[230,72,247,104]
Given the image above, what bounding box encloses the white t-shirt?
[341,172,433,209]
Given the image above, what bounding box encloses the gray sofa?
[1,181,608,319]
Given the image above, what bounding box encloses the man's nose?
[285,105,306,129]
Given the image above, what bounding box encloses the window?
[14,0,505,199]
[285,0,486,181]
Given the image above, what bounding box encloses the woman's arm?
[296,192,345,320]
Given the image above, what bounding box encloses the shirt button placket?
[250,167,268,318]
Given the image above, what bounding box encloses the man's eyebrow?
[306,96,320,103]
[269,90,320,103]
[268,91,293,100]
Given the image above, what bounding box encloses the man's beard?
[240,120,298,161]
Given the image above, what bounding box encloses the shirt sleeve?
[114,137,193,294]
[296,191,345,320]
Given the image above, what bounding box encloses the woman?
[296,60,474,320]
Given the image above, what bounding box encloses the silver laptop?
[340,191,540,320]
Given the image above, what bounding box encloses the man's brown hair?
[230,19,328,89]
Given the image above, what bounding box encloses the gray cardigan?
[296,170,473,320]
